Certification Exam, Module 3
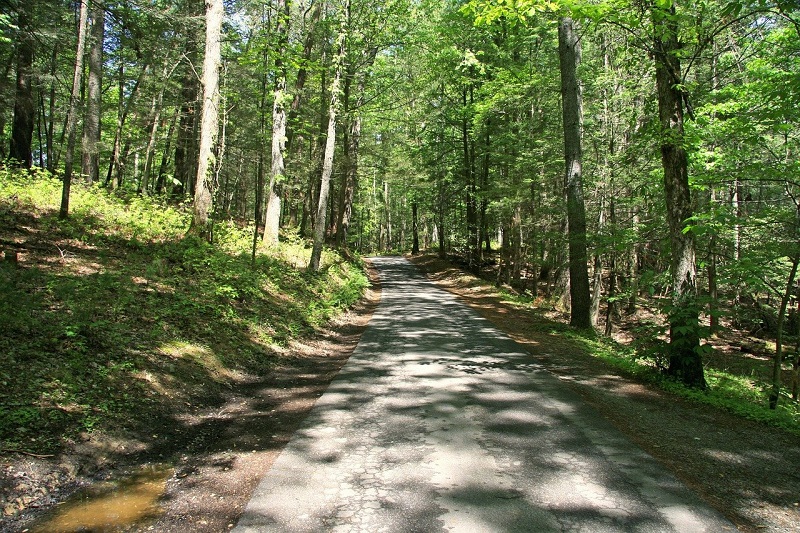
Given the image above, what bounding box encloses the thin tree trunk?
[0,53,13,161]
[174,44,200,197]
[253,40,269,260]
[81,0,103,184]
[412,201,420,255]
[46,47,57,171]
[190,0,223,241]
[155,108,179,193]
[140,91,162,194]
[59,0,89,219]
[105,62,148,188]
[590,193,606,327]
[310,0,348,272]
[769,254,800,409]
[559,16,591,329]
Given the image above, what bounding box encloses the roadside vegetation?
[0,169,368,456]
[412,254,800,437]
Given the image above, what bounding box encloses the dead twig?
[1,448,55,459]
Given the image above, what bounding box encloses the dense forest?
[1,0,799,399]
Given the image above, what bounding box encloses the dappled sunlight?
[234,257,734,532]
[156,341,239,383]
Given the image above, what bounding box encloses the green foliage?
[567,328,800,435]
[0,171,369,454]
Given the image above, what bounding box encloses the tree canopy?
[3,0,800,393]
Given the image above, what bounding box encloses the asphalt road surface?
[234,256,735,532]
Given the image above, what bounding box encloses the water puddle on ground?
[30,464,173,532]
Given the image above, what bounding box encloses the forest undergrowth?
[0,169,368,458]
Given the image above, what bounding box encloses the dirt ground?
[5,255,800,532]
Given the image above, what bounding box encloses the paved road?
[234,257,735,532]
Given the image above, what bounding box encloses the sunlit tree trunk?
[310,0,348,272]
[264,0,290,246]
[190,0,223,241]
[81,0,103,184]
[559,16,591,329]
[59,0,89,218]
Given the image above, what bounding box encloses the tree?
[8,2,34,168]
[309,0,349,272]
[59,0,89,219]
[559,16,592,329]
[81,0,104,184]
[191,0,224,241]
[652,2,705,388]
[264,0,290,246]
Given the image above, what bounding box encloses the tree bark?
[653,3,706,387]
[558,17,591,329]
[59,0,89,219]
[9,5,34,168]
[190,0,223,241]
[81,0,103,184]
[264,0,290,246]
[310,0,348,272]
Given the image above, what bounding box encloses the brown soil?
[5,255,800,532]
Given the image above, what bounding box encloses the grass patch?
[0,169,368,454]
[556,325,800,436]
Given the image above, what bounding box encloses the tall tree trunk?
[310,1,348,272]
[9,5,34,168]
[253,42,269,260]
[140,90,163,194]
[558,17,591,329]
[81,0,103,184]
[59,0,89,219]
[264,0,290,246]
[0,54,13,161]
[590,204,605,327]
[46,47,57,172]
[190,0,223,241]
[653,3,705,387]
[437,178,447,259]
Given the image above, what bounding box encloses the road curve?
[233,256,735,533]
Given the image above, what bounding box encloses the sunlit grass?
[0,169,369,453]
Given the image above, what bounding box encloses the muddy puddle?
[29,464,173,532]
